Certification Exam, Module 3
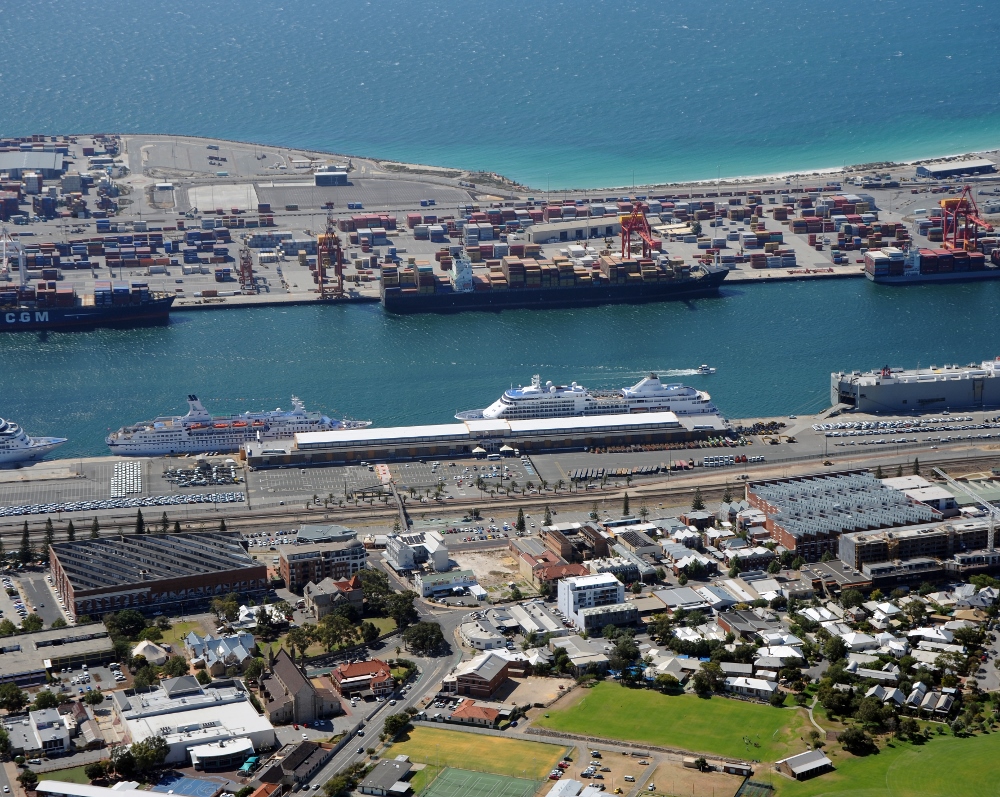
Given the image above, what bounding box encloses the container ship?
[832,359,1000,413]
[864,246,1000,285]
[1,230,174,331]
[0,417,67,466]
[106,395,371,456]
[380,254,727,314]
[456,373,720,421]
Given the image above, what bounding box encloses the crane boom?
[932,467,997,552]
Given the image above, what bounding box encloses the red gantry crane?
[237,246,257,293]
[620,201,659,260]
[317,213,345,299]
[941,186,993,251]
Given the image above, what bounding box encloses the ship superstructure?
[0,417,67,465]
[832,359,1000,412]
[456,373,720,421]
[106,396,370,456]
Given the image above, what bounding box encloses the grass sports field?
[774,732,1000,797]
[391,727,568,779]
[420,769,538,797]
[536,682,810,761]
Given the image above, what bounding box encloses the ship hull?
[866,268,1000,285]
[383,268,728,314]
[0,438,68,466]
[0,297,175,331]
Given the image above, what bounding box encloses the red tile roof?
[451,699,500,723]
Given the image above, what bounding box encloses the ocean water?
[2,0,999,187]
[5,278,1000,459]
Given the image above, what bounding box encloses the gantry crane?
[933,467,997,553]
[940,186,993,252]
[237,246,258,293]
[317,213,344,299]
[620,201,659,260]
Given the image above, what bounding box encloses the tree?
[840,726,876,755]
[769,690,786,707]
[913,457,920,476]
[133,666,156,690]
[544,505,552,526]
[0,682,28,712]
[138,626,163,643]
[402,621,445,655]
[857,696,884,728]
[722,483,733,503]
[173,520,182,533]
[895,464,903,478]
[109,744,137,780]
[161,655,189,677]
[515,508,526,534]
[361,621,380,644]
[692,661,724,695]
[728,561,740,578]
[90,517,100,539]
[385,591,420,629]
[840,589,864,609]
[85,761,109,782]
[32,689,60,710]
[43,517,55,552]
[130,734,169,775]
[134,509,145,535]
[639,502,649,522]
[823,636,848,662]
[18,770,38,791]
[655,673,680,693]
[105,608,148,640]
[631,581,642,594]
[219,518,228,533]
[286,626,313,660]
[383,712,411,739]
[677,573,688,586]
[509,584,523,601]
[244,657,265,682]
[66,520,76,542]
[767,558,781,574]
[0,725,9,756]
[621,492,630,516]
[317,614,356,652]
[875,465,884,479]
[791,556,806,570]
[19,521,33,564]
[196,669,213,686]
[84,689,106,706]
[21,613,43,633]
[0,619,16,637]
[160,512,169,534]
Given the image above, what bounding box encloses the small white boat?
[697,364,716,375]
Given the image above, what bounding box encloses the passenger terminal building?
[243,411,727,468]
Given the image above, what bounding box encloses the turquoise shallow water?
[5,278,1000,458]
[2,0,999,187]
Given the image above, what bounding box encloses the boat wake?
[657,369,702,376]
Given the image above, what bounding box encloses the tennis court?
[420,768,539,797]
[152,774,223,797]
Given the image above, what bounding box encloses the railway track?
[3,449,998,551]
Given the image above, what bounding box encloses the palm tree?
[556,479,565,493]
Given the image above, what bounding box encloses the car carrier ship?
[831,359,1000,413]
[380,254,727,314]
[1,229,174,331]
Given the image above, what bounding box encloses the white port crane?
[932,467,997,552]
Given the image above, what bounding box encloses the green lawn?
[774,732,1000,797]
[536,682,811,761]
[391,727,568,779]
[409,764,444,794]
[158,619,204,651]
[42,765,92,785]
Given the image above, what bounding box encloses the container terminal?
[4,133,1000,324]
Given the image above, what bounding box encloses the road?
[307,604,466,787]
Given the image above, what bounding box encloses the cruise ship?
[456,373,720,421]
[106,396,371,456]
[0,417,67,466]
[832,359,1000,413]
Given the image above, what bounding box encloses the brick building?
[539,522,609,563]
[49,533,267,618]
[278,540,367,592]
[329,659,395,697]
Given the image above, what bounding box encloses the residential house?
[330,659,395,698]
[302,575,364,620]
[450,699,501,727]
[724,676,778,700]
[185,631,257,676]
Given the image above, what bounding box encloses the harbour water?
[3,1,1000,188]
[6,278,1000,459]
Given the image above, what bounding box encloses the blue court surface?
[152,775,223,797]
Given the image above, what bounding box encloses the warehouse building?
[915,158,996,179]
[0,151,65,179]
[526,217,623,244]
[244,412,726,468]
[0,624,115,687]
[50,533,267,618]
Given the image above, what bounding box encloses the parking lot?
[814,414,1000,449]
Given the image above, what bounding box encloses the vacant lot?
[650,761,744,797]
[775,732,1000,797]
[535,682,810,761]
[451,550,523,590]
[391,726,568,779]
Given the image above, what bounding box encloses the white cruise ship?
[106,395,370,456]
[0,417,67,466]
[456,373,720,421]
